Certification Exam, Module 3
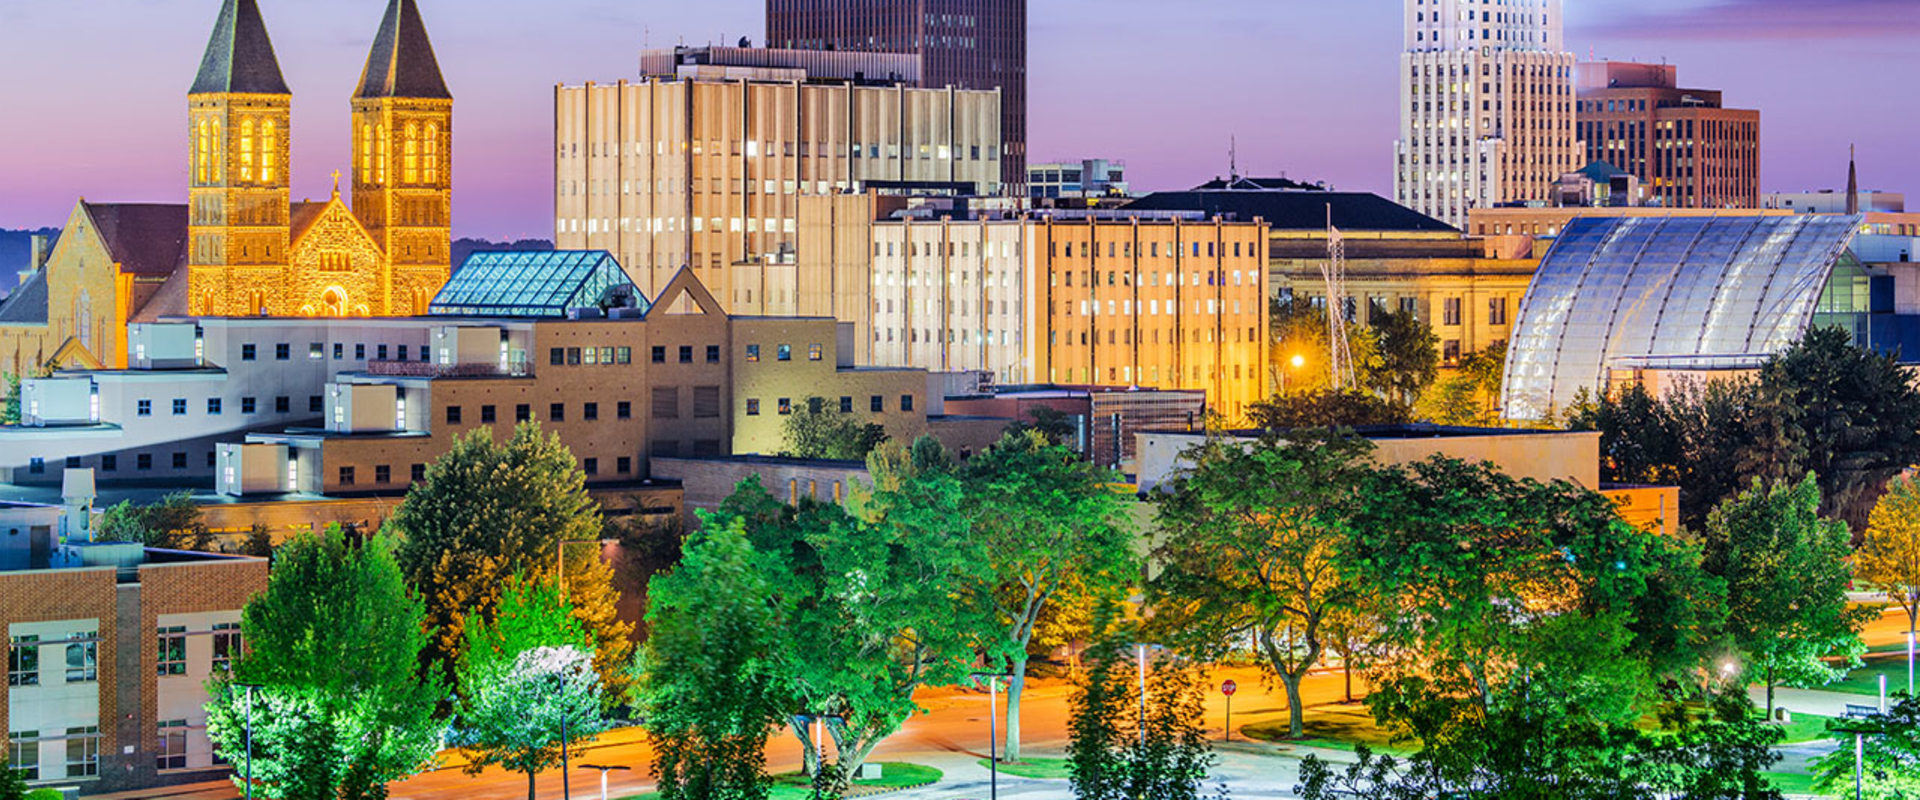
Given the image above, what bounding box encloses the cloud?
[1583,0,1920,40]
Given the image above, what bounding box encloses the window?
[65,726,99,777]
[334,343,344,359]
[584,402,599,421]
[1444,339,1463,364]
[481,405,496,423]
[615,347,632,364]
[515,404,531,422]
[212,623,240,673]
[137,399,152,417]
[355,343,367,360]
[241,344,257,361]
[241,396,256,414]
[171,452,187,469]
[8,636,38,686]
[706,345,721,363]
[1488,297,1508,326]
[1443,297,1463,326]
[617,457,632,474]
[871,395,884,413]
[901,394,915,412]
[137,454,152,471]
[778,397,793,415]
[375,465,391,484]
[172,398,187,416]
[156,627,187,676]
[839,396,853,413]
[567,348,582,365]
[310,396,323,413]
[777,344,792,362]
[28,458,43,475]
[309,343,323,359]
[549,403,566,422]
[617,401,632,420]
[746,344,760,362]
[64,640,96,683]
[745,398,760,416]
[157,720,188,770]
[652,387,679,419]
[101,455,117,472]
[808,344,823,361]
[207,398,222,415]
[651,346,667,364]
[678,345,693,364]
[446,406,462,424]
[583,458,599,476]
[275,396,291,413]
[275,343,290,361]
[339,466,356,486]
[550,347,565,366]
[8,733,37,781]
[692,386,721,418]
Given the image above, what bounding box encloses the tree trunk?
[1280,672,1307,740]
[1005,653,1028,764]
[527,768,536,800]
[1343,661,1353,703]
[1765,665,1776,719]
[788,717,821,777]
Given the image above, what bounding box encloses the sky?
[0,0,1915,240]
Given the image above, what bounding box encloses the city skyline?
[1,0,1914,240]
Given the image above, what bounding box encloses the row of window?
[337,464,428,487]
[28,448,221,475]
[7,634,97,686]
[155,623,241,676]
[137,395,322,418]
[743,343,823,363]
[240,342,428,363]
[6,726,99,780]
[744,394,911,416]
[548,346,634,367]
[1048,241,1258,260]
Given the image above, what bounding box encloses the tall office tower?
[1576,62,1760,209]
[766,0,1027,190]
[1395,0,1580,229]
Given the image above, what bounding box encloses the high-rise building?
[766,0,1027,189]
[1394,0,1580,228]
[553,54,1002,306]
[1575,62,1760,208]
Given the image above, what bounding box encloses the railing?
[364,360,531,379]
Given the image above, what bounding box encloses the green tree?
[204,526,444,800]
[1150,432,1376,739]
[1419,340,1507,426]
[639,519,789,800]
[961,431,1140,763]
[783,396,889,460]
[1755,325,1920,530]
[0,758,25,800]
[1,372,19,427]
[96,491,211,550]
[1269,296,1383,396]
[1067,633,1219,800]
[1813,695,1920,799]
[1634,692,1785,800]
[1701,476,1873,715]
[240,523,275,557]
[1861,475,1920,678]
[1247,389,1411,430]
[457,579,608,800]
[390,423,632,698]
[1005,406,1076,445]
[1363,308,1439,407]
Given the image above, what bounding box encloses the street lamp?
[578,764,630,800]
[970,671,1014,800]
[1830,723,1878,800]
[233,682,263,800]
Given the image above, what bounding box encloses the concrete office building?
[767,0,1028,189]
[4,513,267,794]
[766,193,1271,420]
[552,50,1003,306]
[1575,62,1760,209]
[1029,159,1128,201]
[1394,0,1580,228]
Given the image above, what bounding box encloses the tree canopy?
[1861,474,1920,646]
[783,396,889,460]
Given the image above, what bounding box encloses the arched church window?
[404,123,419,184]
[322,287,348,318]
[360,124,374,180]
[195,120,211,184]
[76,291,93,352]
[240,119,255,182]
[424,124,440,184]
[375,125,388,184]
[261,120,277,183]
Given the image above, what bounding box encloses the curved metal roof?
[1502,214,1862,420]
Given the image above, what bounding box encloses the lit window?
[261,119,277,183]
[403,123,419,183]
[156,627,187,676]
[239,119,255,181]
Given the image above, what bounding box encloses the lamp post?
[234,682,263,800]
[578,764,630,800]
[971,671,1014,800]
[1831,723,1882,800]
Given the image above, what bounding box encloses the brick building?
[1575,62,1760,209]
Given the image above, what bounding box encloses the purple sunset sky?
[1,0,1914,240]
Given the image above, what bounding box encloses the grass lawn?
[975,757,1071,779]
[1764,711,1837,745]
[619,762,941,799]
[1241,705,1413,756]
[1763,771,1826,796]
[1826,656,1920,698]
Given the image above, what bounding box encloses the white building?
[1763,190,1905,215]
[1394,0,1580,228]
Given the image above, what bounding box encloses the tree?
[1363,308,1438,407]
[391,423,632,698]
[457,579,607,800]
[1419,341,1507,426]
[1700,475,1872,716]
[1633,693,1785,800]
[1067,633,1219,800]
[96,492,211,550]
[1862,475,1920,684]
[204,526,444,800]
[961,431,1140,763]
[1269,296,1383,396]
[240,523,275,557]
[1005,406,1076,446]
[1247,389,1411,431]
[1,372,19,427]
[1150,432,1377,739]
[783,396,889,460]
[1813,695,1920,799]
[0,758,25,800]
[639,519,790,800]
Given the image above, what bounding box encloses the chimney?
[28,234,51,271]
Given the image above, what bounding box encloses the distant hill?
[450,237,555,271]
[0,228,60,297]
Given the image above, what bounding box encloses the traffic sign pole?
[1221,680,1238,742]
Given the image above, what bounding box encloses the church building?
[0,0,454,376]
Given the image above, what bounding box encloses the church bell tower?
[187,0,292,316]
[352,0,454,316]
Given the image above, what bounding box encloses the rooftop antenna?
[1229,136,1239,183]
[1322,203,1354,391]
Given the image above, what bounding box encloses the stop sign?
[1221,680,1237,696]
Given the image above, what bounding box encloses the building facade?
[552,69,1002,305]
[766,0,1028,189]
[1394,0,1579,228]
[1574,62,1760,209]
[1028,159,1128,201]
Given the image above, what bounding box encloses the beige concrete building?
[1395,0,1580,228]
[553,56,1003,307]
[753,194,1270,420]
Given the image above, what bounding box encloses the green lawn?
[1763,771,1826,796]
[975,756,1071,779]
[619,762,941,799]
[1826,656,1920,698]
[1241,706,1413,756]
